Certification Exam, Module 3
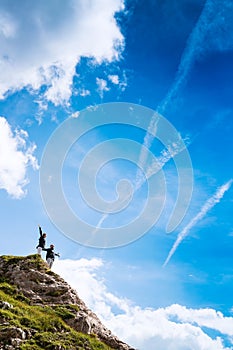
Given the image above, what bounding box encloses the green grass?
[0,283,112,350]
[0,282,31,304]
[53,305,78,320]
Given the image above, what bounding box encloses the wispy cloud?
[96,78,110,99]
[163,179,233,267]
[143,137,191,182]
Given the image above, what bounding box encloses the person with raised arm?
[36,225,46,255]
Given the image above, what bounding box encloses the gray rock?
[72,312,92,334]
[10,338,23,347]
[0,301,13,310]
[0,327,26,342]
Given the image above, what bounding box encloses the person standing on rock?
[42,244,60,268]
[36,225,46,255]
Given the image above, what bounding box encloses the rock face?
[0,255,135,350]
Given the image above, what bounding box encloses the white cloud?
[0,0,124,105]
[166,304,233,336]
[0,117,38,198]
[71,111,80,119]
[108,73,127,91]
[96,77,110,98]
[108,74,120,84]
[54,258,233,350]
[78,89,91,97]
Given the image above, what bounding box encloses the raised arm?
[38,225,42,237]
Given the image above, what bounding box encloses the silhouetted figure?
[42,244,60,268]
[36,225,46,255]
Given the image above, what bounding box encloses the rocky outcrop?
[0,326,26,349]
[0,255,135,350]
[0,255,81,305]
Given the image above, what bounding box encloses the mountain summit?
[0,254,135,350]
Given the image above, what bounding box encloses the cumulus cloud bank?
[0,0,124,105]
[0,117,38,198]
[54,258,233,350]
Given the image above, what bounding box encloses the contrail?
[92,213,108,234]
[139,0,215,169]
[94,0,231,234]
[139,0,233,170]
[94,0,209,233]
[92,139,189,236]
[157,0,213,115]
[163,179,233,267]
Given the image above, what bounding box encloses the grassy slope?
[0,256,112,350]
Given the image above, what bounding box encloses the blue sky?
[0,1,233,349]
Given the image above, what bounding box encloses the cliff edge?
[0,254,135,350]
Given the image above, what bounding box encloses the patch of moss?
[0,308,21,327]
[15,293,31,304]
[1,255,26,264]
[30,330,111,350]
[20,342,42,350]
[0,282,31,305]
[53,305,76,320]
[45,289,65,297]
[67,304,80,312]
[0,276,8,283]
[0,282,17,295]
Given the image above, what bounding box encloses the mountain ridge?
[0,254,135,350]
